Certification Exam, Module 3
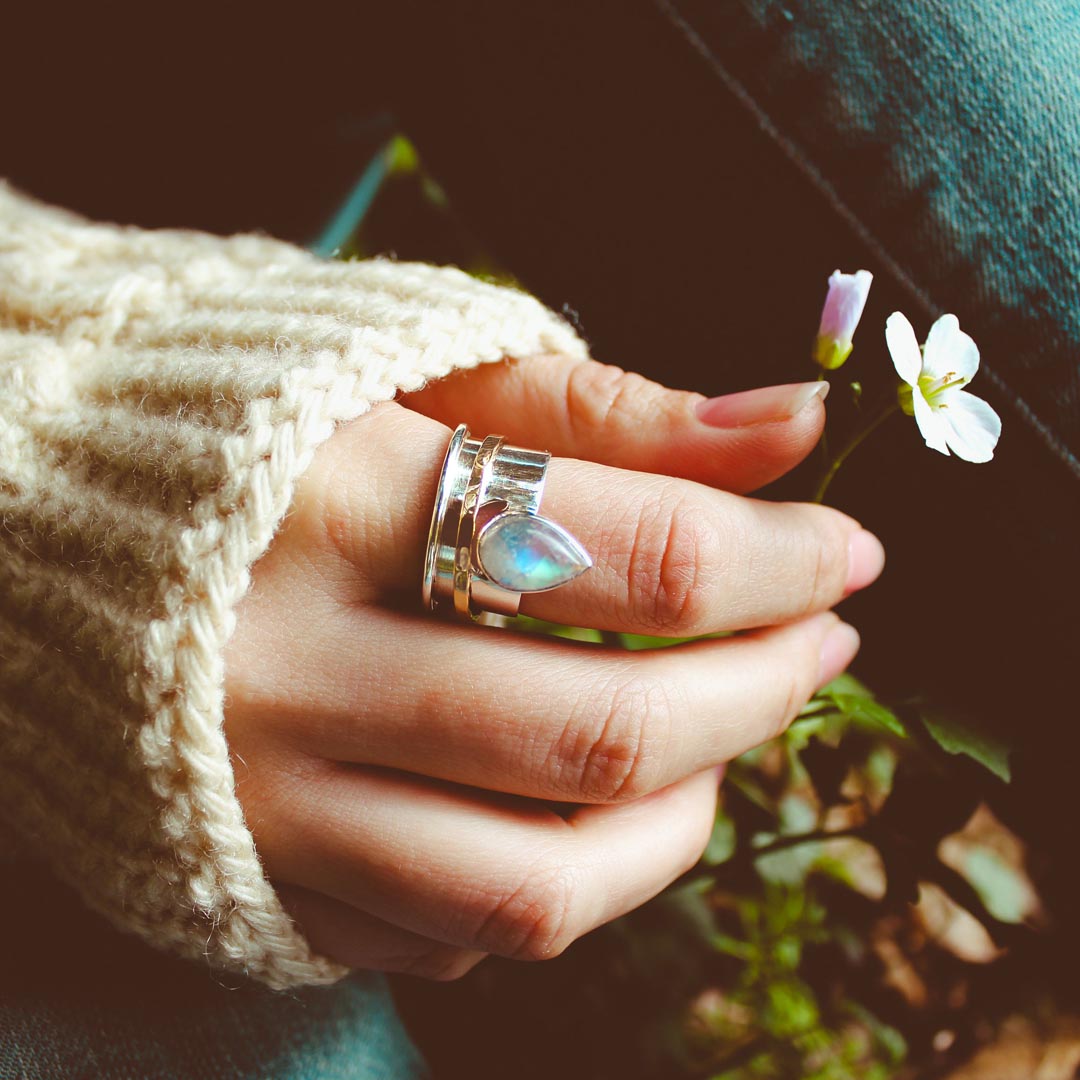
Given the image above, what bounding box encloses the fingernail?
[695,381,829,429]
[845,529,886,594]
[818,621,861,687]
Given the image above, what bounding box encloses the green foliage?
[700,885,905,1079]
[672,683,1030,1078]
[921,708,1011,782]
[811,674,907,738]
[704,807,738,866]
[962,847,1029,923]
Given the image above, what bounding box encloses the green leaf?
[615,632,698,650]
[819,673,869,699]
[796,697,835,718]
[711,932,753,960]
[962,848,1030,922]
[704,807,737,866]
[506,615,603,643]
[844,1001,908,1065]
[617,630,733,650]
[921,710,1011,782]
[817,674,907,738]
[764,978,820,1037]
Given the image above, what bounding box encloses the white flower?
[885,312,1001,462]
[814,269,873,369]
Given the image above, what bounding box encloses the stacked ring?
[422,424,593,619]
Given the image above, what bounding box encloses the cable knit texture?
[0,184,588,989]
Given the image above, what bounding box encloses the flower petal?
[818,269,873,343]
[922,314,980,383]
[885,311,923,386]
[938,390,1001,463]
[911,387,951,455]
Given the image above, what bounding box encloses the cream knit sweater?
[0,185,587,989]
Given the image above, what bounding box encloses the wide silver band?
[422,424,590,619]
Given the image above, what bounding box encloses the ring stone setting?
[422,424,593,619]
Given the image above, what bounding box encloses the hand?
[224,355,883,980]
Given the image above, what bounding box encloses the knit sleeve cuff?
[0,184,588,988]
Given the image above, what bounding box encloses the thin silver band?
[423,425,550,618]
[453,434,504,617]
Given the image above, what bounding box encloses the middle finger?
[322,406,883,636]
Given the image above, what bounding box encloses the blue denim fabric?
[663,0,1080,474]
[0,870,429,1080]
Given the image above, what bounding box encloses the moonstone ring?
[422,424,593,619]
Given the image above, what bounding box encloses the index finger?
[404,353,830,494]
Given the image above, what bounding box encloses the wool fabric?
[0,184,588,989]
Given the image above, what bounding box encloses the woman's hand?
[224,355,883,981]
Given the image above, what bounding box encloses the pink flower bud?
[814,269,873,369]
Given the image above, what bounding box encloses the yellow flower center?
[918,371,967,406]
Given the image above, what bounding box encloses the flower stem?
[813,400,899,503]
[667,824,870,892]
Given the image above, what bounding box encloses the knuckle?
[799,514,850,614]
[553,674,674,803]
[628,495,722,633]
[801,540,829,617]
[308,422,377,569]
[313,448,355,559]
[564,361,651,436]
[472,861,581,962]
[775,668,808,738]
[769,640,820,738]
[308,403,416,569]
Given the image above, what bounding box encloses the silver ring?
[423,424,593,619]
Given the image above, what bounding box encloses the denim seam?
[655,0,1080,481]
[853,0,1067,255]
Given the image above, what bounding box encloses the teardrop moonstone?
[476,513,592,593]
